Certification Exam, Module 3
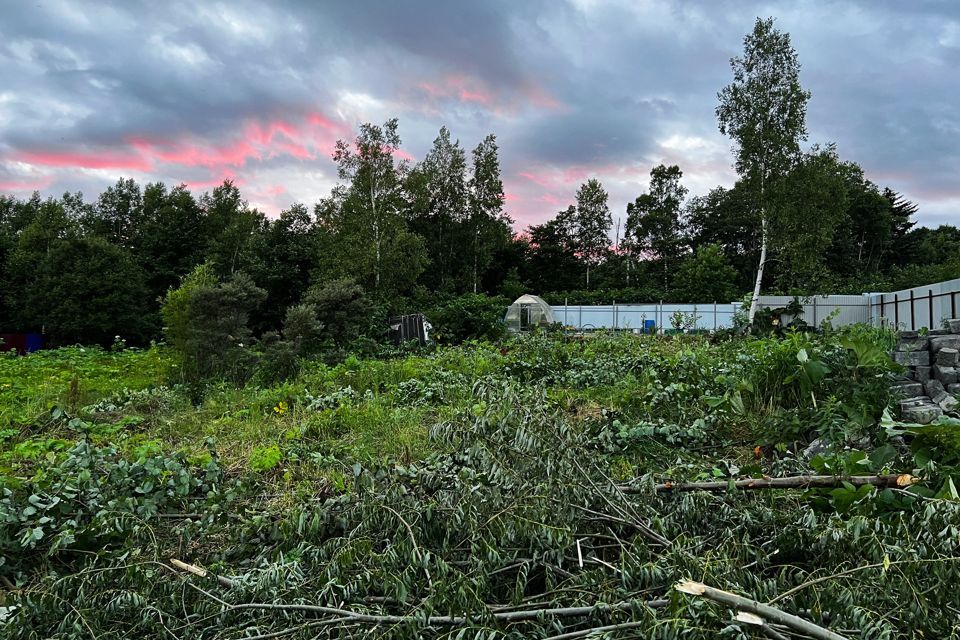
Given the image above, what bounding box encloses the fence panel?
[755,294,873,327]
[871,278,960,331]
[553,302,740,331]
[546,278,960,334]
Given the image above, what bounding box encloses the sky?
[1,0,958,230]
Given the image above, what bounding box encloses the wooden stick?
[676,580,848,640]
[169,558,236,588]
[620,474,915,494]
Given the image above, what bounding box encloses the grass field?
[2,329,960,639]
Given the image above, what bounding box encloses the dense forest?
[1,18,959,348]
[2,133,958,348]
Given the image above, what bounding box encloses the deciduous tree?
[717,17,810,322]
[625,164,688,292]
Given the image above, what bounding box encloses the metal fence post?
[928,289,934,329]
[910,289,915,330]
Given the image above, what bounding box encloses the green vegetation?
[3,328,960,638]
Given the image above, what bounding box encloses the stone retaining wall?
[891,318,960,424]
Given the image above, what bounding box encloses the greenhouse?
[503,294,555,333]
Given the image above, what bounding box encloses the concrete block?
[900,396,930,411]
[930,336,960,353]
[929,329,951,336]
[948,319,960,334]
[891,382,924,397]
[940,395,959,413]
[902,403,943,424]
[934,366,959,385]
[893,350,930,366]
[947,383,960,395]
[896,337,929,352]
[916,366,933,383]
[936,347,959,366]
[925,379,947,401]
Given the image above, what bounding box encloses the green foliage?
[249,444,283,472]
[0,440,227,578]
[673,243,740,303]
[424,293,508,344]
[302,276,376,347]
[159,263,217,357]
[3,341,960,638]
[10,233,154,345]
[625,164,688,291]
[161,265,266,388]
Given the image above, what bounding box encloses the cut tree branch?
[620,474,916,494]
[217,598,669,627]
[676,580,848,640]
[169,559,236,588]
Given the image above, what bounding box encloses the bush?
[160,264,266,388]
[302,277,378,347]
[425,293,508,343]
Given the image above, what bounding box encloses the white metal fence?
[754,294,873,327]
[549,277,960,332]
[870,277,960,331]
[553,302,739,331]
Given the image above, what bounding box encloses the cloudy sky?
[1,0,958,229]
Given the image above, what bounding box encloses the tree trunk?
[472,225,479,294]
[747,213,767,325]
[370,180,380,289]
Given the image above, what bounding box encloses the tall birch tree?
[332,119,405,291]
[717,17,809,323]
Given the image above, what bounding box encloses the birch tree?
[412,126,467,289]
[717,17,809,323]
[332,119,405,290]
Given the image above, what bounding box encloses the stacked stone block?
[891,320,960,424]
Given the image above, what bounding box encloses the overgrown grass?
[8,325,958,638]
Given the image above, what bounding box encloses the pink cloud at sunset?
[0,175,54,192]
[419,75,495,107]
[3,111,355,210]
[16,149,154,173]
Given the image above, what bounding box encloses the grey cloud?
[0,0,957,226]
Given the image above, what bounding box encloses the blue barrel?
[25,333,43,352]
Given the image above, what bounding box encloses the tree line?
[1,18,958,348]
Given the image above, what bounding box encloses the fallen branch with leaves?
[619,473,916,494]
[676,580,849,640]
